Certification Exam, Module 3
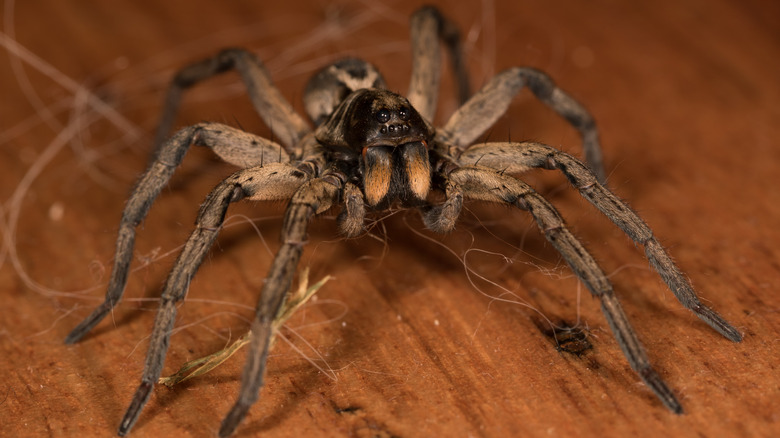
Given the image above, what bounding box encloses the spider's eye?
[398,107,410,121]
[375,109,391,124]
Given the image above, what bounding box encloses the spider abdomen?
[303,58,386,126]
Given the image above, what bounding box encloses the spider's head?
[316,89,435,208]
[315,88,433,153]
[349,90,431,148]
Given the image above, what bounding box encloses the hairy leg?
[338,181,366,237]
[65,124,290,344]
[449,166,682,412]
[407,6,470,122]
[458,142,742,342]
[218,175,342,437]
[116,163,310,436]
[420,173,464,233]
[440,68,606,183]
[153,48,311,153]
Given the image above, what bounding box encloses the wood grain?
[2,0,778,437]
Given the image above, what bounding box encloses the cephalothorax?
[316,87,435,209]
[64,6,741,437]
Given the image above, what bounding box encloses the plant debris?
[159,268,331,387]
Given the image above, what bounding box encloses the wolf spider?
[64,6,742,437]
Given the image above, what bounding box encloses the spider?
[64,6,742,437]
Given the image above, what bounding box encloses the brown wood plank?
[1,0,777,437]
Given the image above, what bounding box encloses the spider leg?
[153,48,310,153]
[338,181,366,237]
[407,6,470,122]
[117,163,311,436]
[459,141,742,342]
[218,175,342,438]
[64,124,290,344]
[420,173,464,233]
[448,166,683,413]
[440,68,606,183]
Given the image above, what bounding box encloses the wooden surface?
[2,0,778,436]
